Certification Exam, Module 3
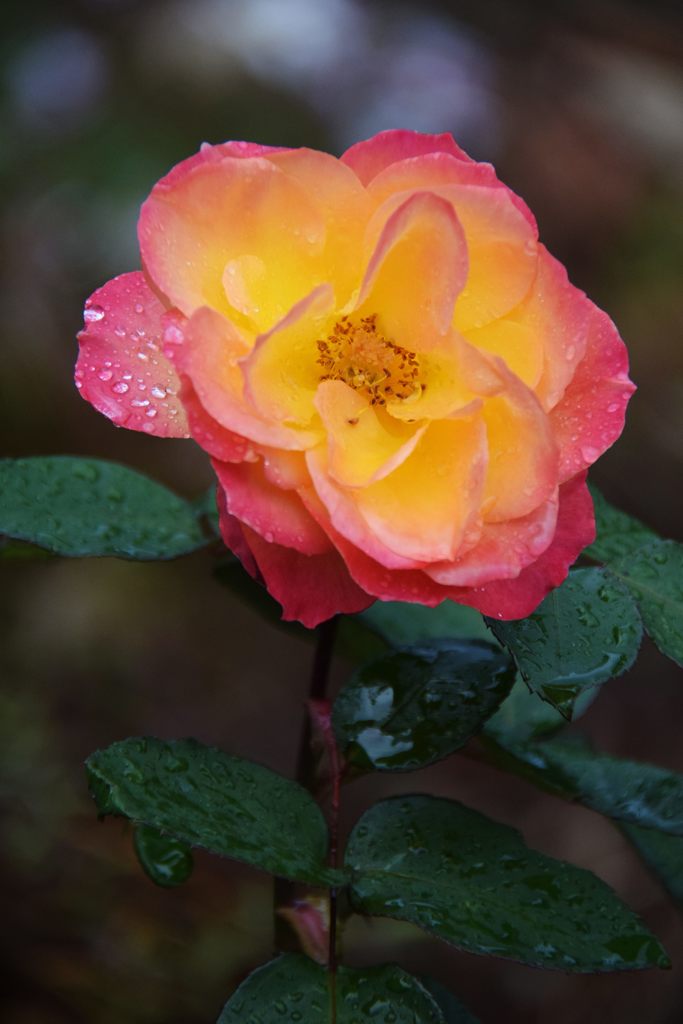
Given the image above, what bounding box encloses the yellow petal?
[355,415,487,562]
[315,380,425,488]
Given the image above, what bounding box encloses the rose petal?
[139,156,324,328]
[341,129,473,186]
[551,305,636,482]
[241,284,334,426]
[465,471,595,618]
[315,380,425,488]
[354,415,488,562]
[213,457,330,555]
[265,148,372,306]
[426,492,559,586]
[358,190,468,341]
[364,185,538,332]
[481,358,558,522]
[312,472,593,620]
[76,272,188,437]
[173,307,322,450]
[239,525,373,627]
[180,379,257,462]
[367,151,537,232]
[304,449,427,571]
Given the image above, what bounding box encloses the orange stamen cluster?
[316,313,420,406]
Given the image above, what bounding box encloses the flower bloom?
[76,131,634,627]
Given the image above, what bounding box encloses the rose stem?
[273,615,340,960]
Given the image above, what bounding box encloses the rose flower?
[76,131,634,627]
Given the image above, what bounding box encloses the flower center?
[316,313,420,406]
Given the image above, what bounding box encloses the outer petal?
[304,447,428,571]
[75,272,188,437]
[264,148,372,306]
[426,491,559,587]
[309,472,593,619]
[466,246,590,410]
[367,151,536,232]
[219,504,373,628]
[139,156,324,327]
[213,457,330,555]
[171,307,322,450]
[357,191,468,341]
[180,379,256,462]
[550,306,636,482]
[341,129,473,186]
[463,472,595,618]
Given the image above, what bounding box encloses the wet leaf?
[419,978,481,1023]
[609,540,683,667]
[358,600,490,647]
[484,678,597,746]
[133,823,193,887]
[586,486,657,564]
[333,641,515,772]
[346,795,669,972]
[482,738,683,835]
[487,567,642,717]
[217,954,446,1022]
[622,825,683,907]
[87,738,342,887]
[0,456,206,559]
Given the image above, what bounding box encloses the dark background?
[1,1,682,1021]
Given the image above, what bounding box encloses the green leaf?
[86,738,342,887]
[487,567,642,717]
[0,456,206,559]
[345,795,669,972]
[133,823,193,887]
[484,678,597,746]
[217,954,446,1023]
[622,825,683,907]
[586,486,657,564]
[482,738,683,835]
[419,978,480,1023]
[333,641,515,772]
[358,600,491,647]
[608,540,683,667]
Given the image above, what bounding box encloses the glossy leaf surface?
[586,486,657,564]
[346,796,668,971]
[484,738,683,835]
[217,954,446,1022]
[0,456,206,559]
[610,540,683,667]
[488,567,642,716]
[333,641,515,771]
[622,825,683,907]
[484,678,596,746]
[358,600,490,646]
[87,738,341,886]
[133,823,194,887]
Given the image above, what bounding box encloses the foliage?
[3,460,682,1019]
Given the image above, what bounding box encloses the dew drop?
[112,381,129,394]
[84,305,105,323]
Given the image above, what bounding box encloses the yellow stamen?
[316,313,421,406]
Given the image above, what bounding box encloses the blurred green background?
[2,0,682,1021]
